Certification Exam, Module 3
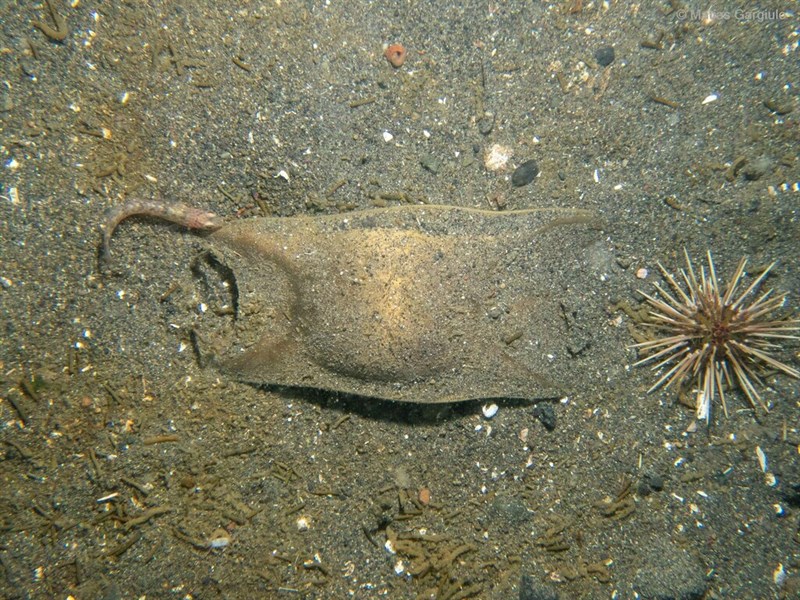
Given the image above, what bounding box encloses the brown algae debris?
[32,0,68,42]
[102,201,595,403]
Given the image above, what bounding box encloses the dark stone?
[519,574,560,600]
[595,46,615,67]
[742,156,772,181]
[633,537,707,600]
[478,112,495,135]
[511,160,539,187]
[638,469,665,496]
[782,482,800,508]
[97,583,122,600]
[420,154,441,174]
[566,333,590,357]
[532,404,556,431]
[488,495,531,528]
[487,305,504,319]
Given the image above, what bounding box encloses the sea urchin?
[633,249,800,422]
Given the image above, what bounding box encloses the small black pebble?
[532,404,556,431]
[742,156,772,181]
[638,469,665,496]
[520,574,560,600]
[511,160,539,187]
[595,46,615,67]
[478,112,495,135]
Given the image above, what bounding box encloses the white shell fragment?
[482,403,499,419]
[208,529,231,548]
[484,144,513,171]
[755,446,767,472]
[394,560,406,575]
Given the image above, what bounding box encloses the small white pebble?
[765,472,778,487]
[636,267,648,279]
[482,403,499,419]
[296,515,311,531]
[702,93,718,105]
[383,130,394,143]
[394,560,405,575]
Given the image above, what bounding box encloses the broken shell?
[208,528,231,548]
[484,144,513,171]
[482,403,499,419]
